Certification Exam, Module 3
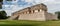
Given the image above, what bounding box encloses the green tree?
[0,0,3,9]
[55,11,60,20]
[0,10,8,19]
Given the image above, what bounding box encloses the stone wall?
[18,10,46,21]
[45,13,58,20]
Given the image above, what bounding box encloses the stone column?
[27,11,29,14]
[24,12,27,14]
[31,10,33,13]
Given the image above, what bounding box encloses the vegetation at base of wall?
[0,20,60,26]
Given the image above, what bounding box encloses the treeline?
[55,11,60,20]
[0,10,10,20]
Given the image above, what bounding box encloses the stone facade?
[8,3,58,21]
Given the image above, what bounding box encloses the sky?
[2,0,60,16]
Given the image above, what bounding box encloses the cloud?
[5,10,12,16]
[25,0,32,2]
[12,5,23,12]
[44,0,60,4]
[2,5,10,10]
[21,0,33,2]
[23,0,54,4]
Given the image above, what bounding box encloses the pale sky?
[2,0,60,16]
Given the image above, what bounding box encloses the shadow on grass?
[0,24,38,26]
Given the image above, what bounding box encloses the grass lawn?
[0,20,60,26]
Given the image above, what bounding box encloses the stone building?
[8,3,58,21]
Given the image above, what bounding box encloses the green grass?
[0,20,60,26]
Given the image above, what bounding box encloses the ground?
[0,20,60,26]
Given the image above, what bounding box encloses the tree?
[55,11,60,19]
[0,0,3,9]
[0,10,8,19]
